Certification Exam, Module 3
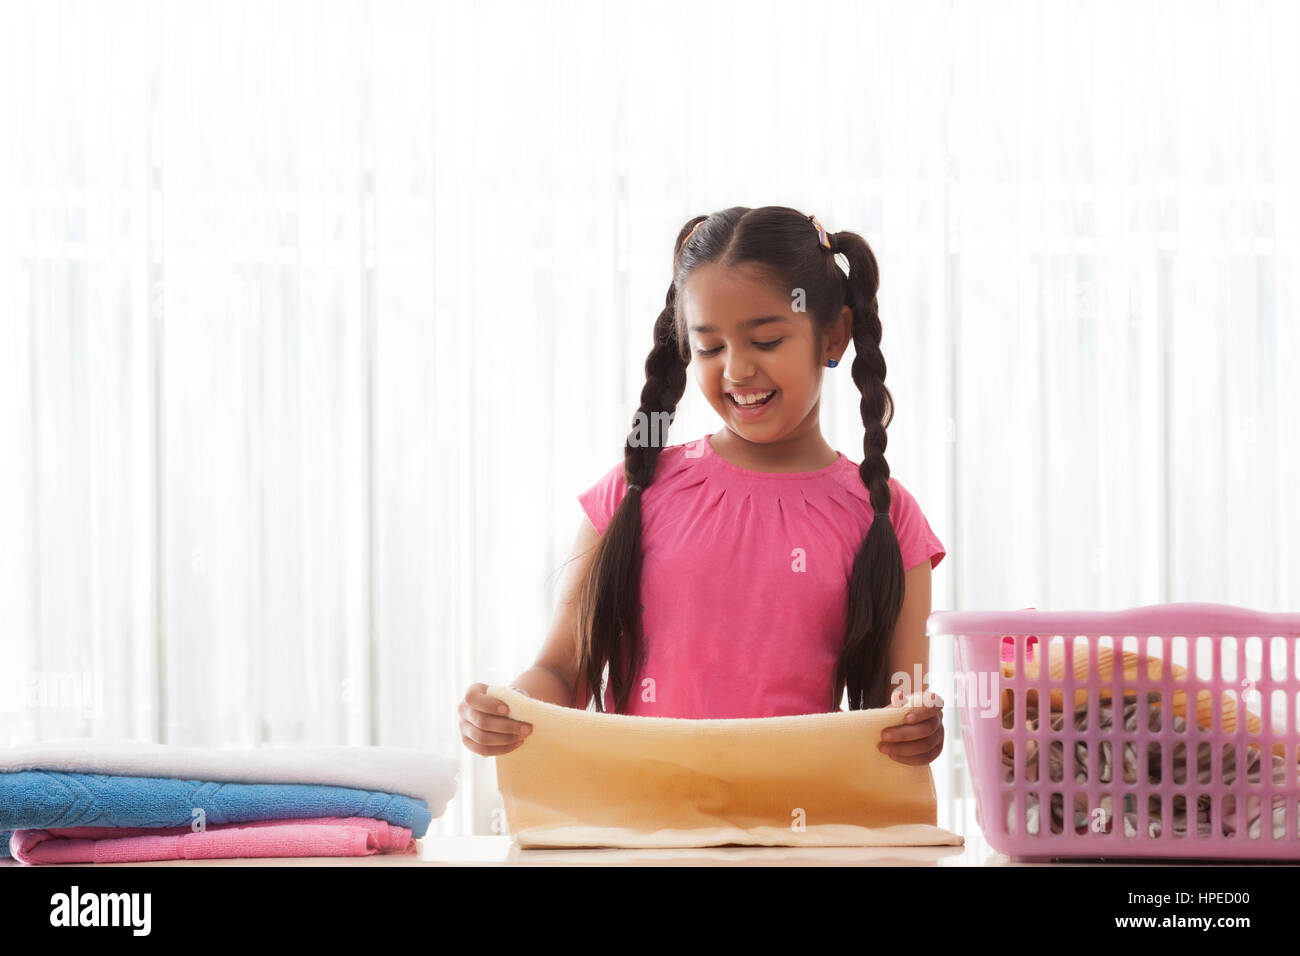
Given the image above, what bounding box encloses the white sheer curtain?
[1,0,1296,841]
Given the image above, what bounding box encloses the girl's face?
[681,262,850,442]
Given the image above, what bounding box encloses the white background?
[1,0,1296,838]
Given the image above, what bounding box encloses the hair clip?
[808,214,831,249]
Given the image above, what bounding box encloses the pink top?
[577,432,946,719]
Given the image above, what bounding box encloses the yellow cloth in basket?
[486,685,965,849]
[1005,640,1285,758]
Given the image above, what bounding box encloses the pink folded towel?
[10,816,416,864]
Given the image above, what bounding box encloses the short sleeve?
[888,478,946,572]
[577,461,628,536]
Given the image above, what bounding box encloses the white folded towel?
[0,737,459,813]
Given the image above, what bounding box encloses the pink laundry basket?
[928,603,1300,861]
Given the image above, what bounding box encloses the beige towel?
[486,685,964,849]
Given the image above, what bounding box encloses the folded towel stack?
[0,738,459,864]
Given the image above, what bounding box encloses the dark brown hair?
[575,206,905,714]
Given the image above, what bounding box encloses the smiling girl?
[460,206,947,767]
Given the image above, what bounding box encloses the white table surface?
[0,827,1159,867]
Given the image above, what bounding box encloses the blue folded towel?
[0,771,434,858]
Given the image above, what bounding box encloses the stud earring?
[827,358,838,368]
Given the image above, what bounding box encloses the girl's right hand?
[458,682,533,756]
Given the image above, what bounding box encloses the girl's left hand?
[878,692,945,765]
